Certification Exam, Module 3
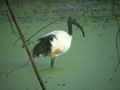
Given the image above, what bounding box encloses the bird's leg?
[50,56,56,68]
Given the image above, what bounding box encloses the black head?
[67,16,85,37]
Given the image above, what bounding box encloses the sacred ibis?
[32,16,85,68]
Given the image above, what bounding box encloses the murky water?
[0,0,120,90]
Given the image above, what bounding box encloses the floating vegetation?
[57,83,66,87]
[39,66,64,72]
[0,72,7,78]
[32,9,41,14]
[44,80,48,84]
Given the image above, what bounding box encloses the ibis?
[32,16,85,68]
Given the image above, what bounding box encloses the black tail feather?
[33,42,47,57]
[32,34,55,57]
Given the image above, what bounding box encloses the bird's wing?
[33,34,56,57]
[38,34,56,41]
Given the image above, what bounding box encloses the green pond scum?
[0,0,120,90]
[39,67,65,72]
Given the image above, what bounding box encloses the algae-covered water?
[0,0,120,90]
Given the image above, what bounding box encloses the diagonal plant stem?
[13,19,57,47]
[26,20,56,42]
[22,20,57,48]
[5,0,46,90]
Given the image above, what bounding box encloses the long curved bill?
[73,22,85,37]
[73,20,85,37]
[70,16,85,37]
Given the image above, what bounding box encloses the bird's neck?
[68,21,72,36]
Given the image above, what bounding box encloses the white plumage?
[32,16,85,68]
[48,31,72,56]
